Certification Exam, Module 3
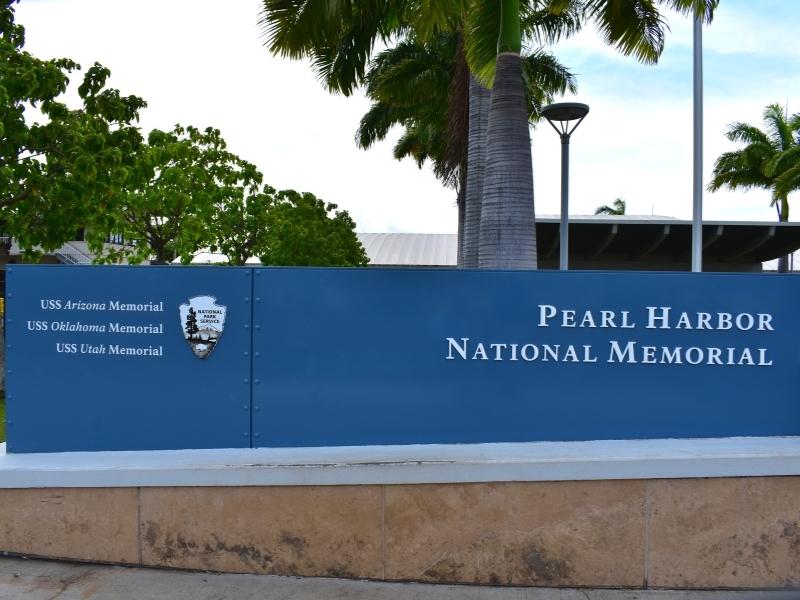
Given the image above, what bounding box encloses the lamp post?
[691,16,703,273]
[541,102,589,270]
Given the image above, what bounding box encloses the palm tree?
[356,33,576,266]
[594,197,626,215]
[709,104,800,272]
[259,0,719,268]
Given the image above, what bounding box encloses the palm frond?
[774,164,800,198]
[356,102,405,148]
[462,0,501,86]
[400,0,464,42]
[522,2,583,46]
[522,49,578,120]
[725,123,772,147]
[581,0,667,65]
[707,150,771,192]
[764,146,800,178]
[762,103,795,151]
[259,0,406,95]
[659,0,719,22]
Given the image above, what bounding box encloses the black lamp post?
[541,102,589,270]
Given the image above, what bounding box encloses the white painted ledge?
[1,437,799,489]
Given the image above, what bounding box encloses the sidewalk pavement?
[1,556,798,600]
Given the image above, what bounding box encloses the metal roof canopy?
[536,218,797,266]
[358,219,800,269]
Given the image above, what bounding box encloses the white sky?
[13,0,800,233]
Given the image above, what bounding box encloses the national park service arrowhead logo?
[179,296,227,359]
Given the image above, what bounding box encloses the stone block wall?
[1,477,799,588]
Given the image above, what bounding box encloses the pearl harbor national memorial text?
[5,265,799,454]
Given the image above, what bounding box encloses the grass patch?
[0,394,5,443]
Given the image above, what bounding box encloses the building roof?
[357,233,457,267]
[357,217,800,269]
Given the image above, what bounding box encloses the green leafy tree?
[210,184,275,266]
[260,0,718,269]
[709,103,800,272]
[1,1,146,255]
[260,189,369,267]
[594,197,626,215]
[98,125,262,265]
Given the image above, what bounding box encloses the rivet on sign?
[244,351,249,356]
[243,378,249,384]
[244,297,250,302]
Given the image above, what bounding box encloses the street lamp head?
[541,102,589,138]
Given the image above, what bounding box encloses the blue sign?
[252,269,800,447]
[5,266,800,453]
[6,266,253,453]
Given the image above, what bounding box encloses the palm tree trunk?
[478,51,536,269]
[456,184,466,266]
[778,195,790,273]
[464,76,490,268]
[478,0,535,269]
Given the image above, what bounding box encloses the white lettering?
[647,306,670,329]
[563,345,579,362]
[707,347,723,365]
[675,312,693,329]
[660,347,682,364]
[758,349,773,366]
[685,347,704,365]
[608,340,637,363]
[521,344,538,361]
[490,343,507,361]
[542,345,560,362]
[642,346,657,364]
[600,311,616,328]
[538,305,557,327]
[620,311,636,328]
[736,313,754,330]
[446,337,468,360]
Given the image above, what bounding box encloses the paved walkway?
[0,557,798,600]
